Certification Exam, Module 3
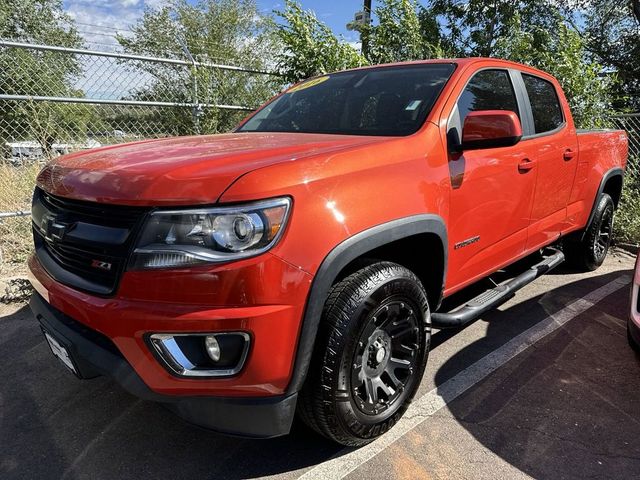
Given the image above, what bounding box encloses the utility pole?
[361,0,372,59]
[346,0,373,59]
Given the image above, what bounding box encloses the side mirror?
[461,110,522,150]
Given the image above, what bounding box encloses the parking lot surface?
[1,251,639,480]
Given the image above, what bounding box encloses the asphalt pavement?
[1,251,639,480]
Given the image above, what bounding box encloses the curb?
[615,242,640,256]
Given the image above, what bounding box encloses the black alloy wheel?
[297,261,431,446]
[564,193,615,271]
[351,299,421,416]
[593,204,613,262]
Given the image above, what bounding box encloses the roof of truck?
[316,57,555,82]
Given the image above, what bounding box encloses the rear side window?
[457,69,519,124]
[522,74,564,134]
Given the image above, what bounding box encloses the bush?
[614,180,640,245]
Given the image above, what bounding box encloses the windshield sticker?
[405,100,422,111]
[288,76,330,93]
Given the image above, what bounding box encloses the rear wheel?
[564,193,614,271]
[297,262,430,446]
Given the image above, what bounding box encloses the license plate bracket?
[41,327,80,377]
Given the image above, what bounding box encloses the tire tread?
[297,262,429,446]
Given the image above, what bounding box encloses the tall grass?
[0,162,41,276]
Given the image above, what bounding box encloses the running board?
[431,248,565,329]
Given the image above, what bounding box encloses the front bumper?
[28,253,312,397]
[30,292,298,438]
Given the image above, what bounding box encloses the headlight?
[129,197,291,269]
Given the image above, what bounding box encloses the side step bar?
[431,248,565,329]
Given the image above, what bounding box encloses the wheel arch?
[582,167,624,241]
[602,171,624,207]
[285,214,447,394]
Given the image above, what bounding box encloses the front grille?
[32,188,149,295]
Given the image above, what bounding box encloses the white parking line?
[298,274,631,480]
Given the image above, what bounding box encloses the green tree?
[366,0,426,63]
[417,5,453,58]
[0,0,94,155]
[0,0,80,45]
[424,0,614,127]
[493,14,614,128]
[430,0,561,57]
[118,0,282,134]
[563,0,640,110]
[274,0,366,84]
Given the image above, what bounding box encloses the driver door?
[444,68,537,294]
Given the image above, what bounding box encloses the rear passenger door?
[518,72,579,250]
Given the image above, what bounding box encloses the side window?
[522,74,563,134]
[457,69,519,124]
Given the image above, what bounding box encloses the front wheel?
[564,193,615,271]
[297,262,431,446]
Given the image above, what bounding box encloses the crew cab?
[28,58,628,446]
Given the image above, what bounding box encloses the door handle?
[563,149,576,161]
[518,158,535,172]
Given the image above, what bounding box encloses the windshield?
[238,63,456,137]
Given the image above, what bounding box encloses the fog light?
[204,335,221,362]
[148,332,250,377]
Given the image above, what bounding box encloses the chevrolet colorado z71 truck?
[28,58,628,446]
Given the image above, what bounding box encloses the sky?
[62,0,364,51]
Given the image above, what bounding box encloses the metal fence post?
[177,36,202,135]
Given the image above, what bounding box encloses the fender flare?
[285,214,448,394]
[581,167,624,241]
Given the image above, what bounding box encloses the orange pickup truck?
[28,58,628,446]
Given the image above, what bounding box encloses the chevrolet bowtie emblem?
[40,213,70,242]
[91,259,113,271]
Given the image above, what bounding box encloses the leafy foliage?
[554,0,640,110]
[580,1,639,110]
[117,0,282,134]
[365,0,423,63]
[0,0,80,45]
[362,0,450,63]
[0,0,93,154]
[274,0,367,84]
[430,0,559,57]
[423,0,613,128]
[614,180,640,244]
[492,14,614,128]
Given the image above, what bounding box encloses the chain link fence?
[611,113,640,184]
[0,40,281,164]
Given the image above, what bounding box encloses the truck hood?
[37,132,391,206]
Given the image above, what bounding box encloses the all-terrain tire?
[564,193,615,272]
[297,262,431,446]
